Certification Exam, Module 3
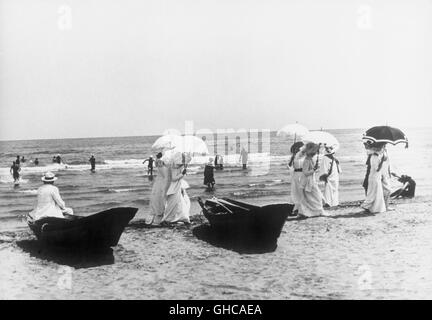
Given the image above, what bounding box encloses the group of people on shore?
[145,152,191,226]
[288,140,415,218]
[23,138,416,224]
[288,142,341,218]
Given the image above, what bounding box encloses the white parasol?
[277,123,309,142]
[158,135,209,165]
[303,131,339,151]
[151,134,183,152]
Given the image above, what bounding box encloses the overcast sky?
[1,0,431,140]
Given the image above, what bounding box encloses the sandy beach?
[1,195,432,300]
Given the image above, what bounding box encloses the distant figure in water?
[215,154,224,170]
[28,172,73,221]
[146,153,169,225]
[52,156,57,163]
[298,142,324,218]
[34,158,39,166]
[240,147,248,170]
[390,174,416,199]
[288,141,305,215]
[361,143,387,213]
[319,145,341,207]
[55,154,62,164]
[89,154,96,172]
[16,156,20,166]
[203,157,215,191]
[143,155,155,176]
[10,161,21,183]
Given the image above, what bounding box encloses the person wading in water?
[89,154,96,172]
[10,161,21,183]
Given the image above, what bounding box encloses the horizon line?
[0,125,429,142]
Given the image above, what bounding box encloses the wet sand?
[1,196,432,299]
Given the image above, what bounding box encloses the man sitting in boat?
[28,172,74,221]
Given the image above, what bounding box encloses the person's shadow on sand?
[192,224,278,254]
[16,240,115,269]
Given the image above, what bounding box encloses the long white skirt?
[146,178,168,225]
[361,177,386,213]
[299,183,324,217]
[162,189,190,223]
[290,171,303,211]
[323,178,339,207]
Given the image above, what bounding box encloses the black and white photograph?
[1,0,432,305]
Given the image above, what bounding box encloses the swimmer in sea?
[89,154,96,172]
[143,155,155,176]
[10,161,21,183]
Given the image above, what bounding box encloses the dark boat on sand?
[28,207,138,248]
[197,197,292,250]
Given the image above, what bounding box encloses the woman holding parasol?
[298,142,324,218]
[361,126,408,213]
[161,152,192,225]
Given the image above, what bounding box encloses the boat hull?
[28,207,138,248]
[199,198,292,249]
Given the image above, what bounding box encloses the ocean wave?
[18,189,38,195]
[248,179,285,188]
[0,177,29,184]
[108,188,136,193]
[231,189,288,199]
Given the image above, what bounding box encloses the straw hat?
[41,171,58,182]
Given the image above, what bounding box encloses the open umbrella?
[162,150,193,165]
[277,123,309,142]
[159,135,209,166]
[151,134,183,152]
[362,126,408,147]
[303,131,339,150]
[174,135,209,155]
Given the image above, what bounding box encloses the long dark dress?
[203,165,215,185]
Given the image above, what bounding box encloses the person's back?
[29,172,73,221]
[33,184,65,220]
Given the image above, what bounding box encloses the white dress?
[320,155,340,207]
[299,156,324,217]
[146,162,170,225]
[380,154,392,207]
[161,166,191,223]
[361,153,386,213]
[290,153,304,211]
[29,184,73,220]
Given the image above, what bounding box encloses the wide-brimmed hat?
[41,171,58,182]
[304,142,320,155]
[290,141,304,154]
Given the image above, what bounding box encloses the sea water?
[1,127,431,231]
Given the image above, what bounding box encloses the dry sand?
[1,196,432,299]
